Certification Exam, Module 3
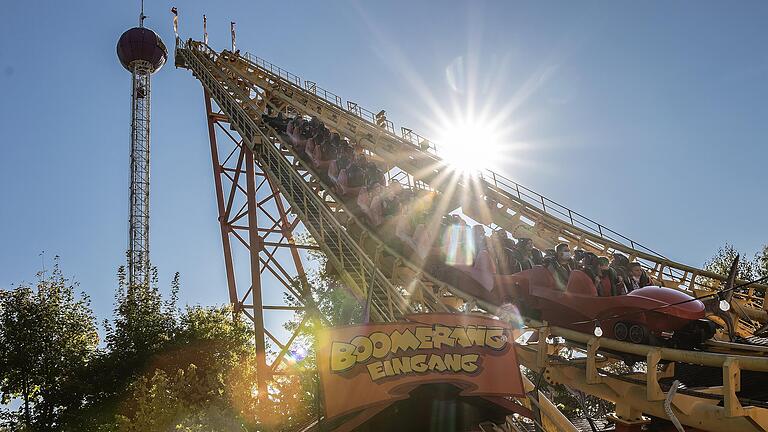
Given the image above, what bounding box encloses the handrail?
[240,50,665,258]
[178,40,768,431]
[543,322,768,372]
[177,41,419,321]
[302,80,344,109]
[479,169,665,258]
[200,43,672,263]
[241,52,302,87]
[230,48,768,310]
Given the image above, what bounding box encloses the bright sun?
[436,118,502,174]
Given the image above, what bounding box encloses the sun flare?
[436,118,503,174]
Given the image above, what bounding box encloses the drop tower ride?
[116,13,167,287]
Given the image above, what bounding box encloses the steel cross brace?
[204,91,313,399]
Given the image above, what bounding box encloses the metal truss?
[204,91,318,397]
[179,39,768,431]
[224,47,768,332]
[128,60,152,287]
[518,324,768,432]
[180,42,459,401]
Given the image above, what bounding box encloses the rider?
[511,238,537,273]
[596,256,625,296]
[490,230,517,275]
[628,262,653,291]
[546,243,573,290]
[610,253,632,291]
[580,252,601,286]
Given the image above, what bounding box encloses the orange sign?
[317,313,525,420]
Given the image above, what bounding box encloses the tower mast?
[117,14,167,287]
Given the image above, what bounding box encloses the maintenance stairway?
[176,40,768,431]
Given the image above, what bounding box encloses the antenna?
[139,0,146,27]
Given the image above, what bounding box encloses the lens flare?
[290,346,308,362]
[436,118,503,174]
[496,302,524,329]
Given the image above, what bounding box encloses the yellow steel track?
[176,39,768,431]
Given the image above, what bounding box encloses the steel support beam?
[206,91,240,309]
[203,91,314,402]
[244,145,268,402]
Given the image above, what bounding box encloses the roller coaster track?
[175,40,768,431]
[230,48,768,331]
[177,40,572,431]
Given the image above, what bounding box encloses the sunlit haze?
[436,116,505,174]
[1,1,766,327]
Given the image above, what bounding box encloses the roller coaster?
[174,37,768,431]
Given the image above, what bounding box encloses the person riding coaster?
[282,123,716,347]
[459,264,714,348]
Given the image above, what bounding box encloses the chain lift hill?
[174,28,768,432]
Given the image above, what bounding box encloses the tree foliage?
[1,260,276,432]
[63,267,182,431]
[81,268,276,432]
[703,243,758,281]
[0,258,98,431]
[104,267,179,381]
[756,244,768,280]
[0,228,363,432]
[112,306,259,432]
[702,243,768,296]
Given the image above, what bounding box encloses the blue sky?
[1,1,766,328]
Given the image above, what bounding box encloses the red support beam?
[203,89,317,400]
[205,91,240,311]
[244,146,269,403]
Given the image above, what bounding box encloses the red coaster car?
[475,267,715,347]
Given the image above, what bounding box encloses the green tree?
[702,243,768,297]
[272,238,364,431]
[103,267,179,380]
[115,365,248,432]
[703,243,757,281]
[0,245,360,432]
[69,268,283,432]
[111,306,261,431]
[67,267,181,431]
[755,244,768,279]
[0,258,98,431]
[107,307,328,432]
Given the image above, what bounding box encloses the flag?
[171,7,178,35]
[203,15,208,44]
[230,21,236,52]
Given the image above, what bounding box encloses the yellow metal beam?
[218,46,767,330]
